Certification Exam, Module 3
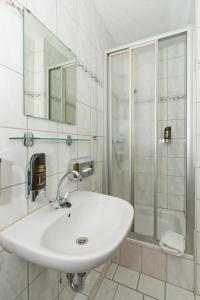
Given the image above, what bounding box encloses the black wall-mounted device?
[27,153,46,202]
[164,126,172,144]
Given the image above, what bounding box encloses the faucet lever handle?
[63,191,70,200]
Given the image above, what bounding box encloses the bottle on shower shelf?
[164,126,171,144]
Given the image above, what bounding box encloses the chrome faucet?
[53,170,82,208]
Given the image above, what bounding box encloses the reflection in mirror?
[24,9,76,125]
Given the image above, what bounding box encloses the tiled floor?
[93,263,197,300]
[60,263,198,300]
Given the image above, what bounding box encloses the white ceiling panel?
[94,0,194,47]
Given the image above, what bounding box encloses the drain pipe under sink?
[66,272,86,292]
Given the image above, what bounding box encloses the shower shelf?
[9,132,90,147]
[159,95,185,102]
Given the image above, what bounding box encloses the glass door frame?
[129,41,158,239]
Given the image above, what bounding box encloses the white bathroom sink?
[0,191,133,272]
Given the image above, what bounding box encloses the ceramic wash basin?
[0,191,133,273]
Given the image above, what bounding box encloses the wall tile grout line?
[0,62,23,75]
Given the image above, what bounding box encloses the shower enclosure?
[106,28,194,254]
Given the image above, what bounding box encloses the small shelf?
[9,132,90,147]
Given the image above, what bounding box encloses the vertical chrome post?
[61,66,64,123]
[103,52,109,194]
[108,54,113,196]
[129,48,134,231]
[186,29,195,254]
[0,158,2,189]
[153,40,159,240]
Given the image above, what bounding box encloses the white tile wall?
[29,262,44,284]
[0,0,115,299]
[27,0,57,34]
[57,1,77,53]
[167,255,194,291]
[142,247,167,281]
[0,251,28,300]
[0,184,27,230]
[156,36,187,253]
[0,65,25,129]
[166,283,195,300]
[0,128,27,188]
[0,4,23,73]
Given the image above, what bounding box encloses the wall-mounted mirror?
[24,9,76,125]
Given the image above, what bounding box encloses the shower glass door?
[108,50,130,201]
[131,43,157,238]
[108,42,157,240]
[108,31,191,252]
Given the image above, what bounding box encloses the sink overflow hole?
[76,237,88,245]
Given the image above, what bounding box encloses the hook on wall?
[6,0,24,16]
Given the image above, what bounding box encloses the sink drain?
[76,237,88,245]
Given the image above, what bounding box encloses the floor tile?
[114,285,143,300]
[16,288,28,300]
[94,278,118,300]
[95,263,105,273]
[74,294,88,300]
[196,264,200,294]
[0,252,28,300]
[58,285,75,300]
[29,269,59,300]
[82,271,100,296]
[144,296,157,300]
[113,266,139,289]
[138,274,165,300]
[112,250,120,264]
[106,263,118,280]
[166,283,195,300]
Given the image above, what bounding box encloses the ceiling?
[94,0,194,48]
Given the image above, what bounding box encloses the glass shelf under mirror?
[9,132,90,147]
